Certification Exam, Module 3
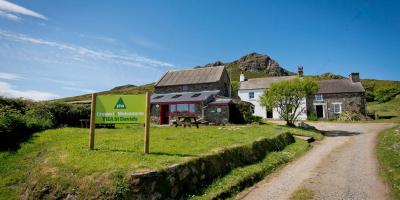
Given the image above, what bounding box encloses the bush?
[337,111,363,122]
[0,106,31,150]
[374,87,400,103]
[24,104,54,130]
[47,102,90,127]
[307,112,318,121]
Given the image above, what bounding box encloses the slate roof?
[208,98,233,105]
[317,79,365,94]
[150,90,220,103]
[155,66,225,87]
[239,76,298,90]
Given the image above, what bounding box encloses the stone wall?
[128,132,295,199]
[205,105,230,124]
[308,92,366,119]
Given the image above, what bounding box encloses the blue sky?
[0,0,399,100]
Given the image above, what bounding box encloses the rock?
[151,192,162,200]
[65,194,77,200]
[179,167,191,180]
[170,186,179,198]
[151,181,157,192]
[168,176,176,186]
[201,162,206,171]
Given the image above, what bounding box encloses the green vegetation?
[260,78,319,126]
[368,97,400,117]
[55,83,155,102]
[289,187,315,200]
[0,124,322,199]
[376,125,400,200]
[189,139,310,200]
[0,97,90,150]
[361,79,400,102]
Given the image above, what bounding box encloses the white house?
[237,68,307,120]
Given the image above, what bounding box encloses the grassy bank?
[368,97,400,122]
[376,125,400,200]
[0,124,321,199]
[188,139,310,200]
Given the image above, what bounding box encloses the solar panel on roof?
[191,93,201,98]
[153,95,164,99]
[171,94,182,99]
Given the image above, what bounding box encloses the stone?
[179,167,191,180]
[168,176,176,186]
[200,174,206,180]
[170,186,179,198]
[65,194,76,200]
[151,181,157,192]
[190,165,198,174]
[151,192,162,200]
[201,162,206,171]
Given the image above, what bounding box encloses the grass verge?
[188,139,310,200]
[289,187,314,200]
[0,124,320,199]
[376,125,400,200]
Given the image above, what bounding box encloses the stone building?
[309,73,366,119]
[150,66,236,124]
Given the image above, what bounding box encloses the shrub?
[46,102,90,127]
[374,87,400,103]
[0,106,31,150]
[23,103,54,130]
[337,111,362,122]
[307,112,318,121]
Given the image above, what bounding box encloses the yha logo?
[114,97,126,109]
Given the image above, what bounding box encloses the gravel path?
[237,122,397,200]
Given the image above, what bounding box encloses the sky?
[0,0,399,100]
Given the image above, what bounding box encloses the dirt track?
[237,122,397,200]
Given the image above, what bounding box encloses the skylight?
[153,95,163,99]
[191,93,201,98]
[171,94,182,99]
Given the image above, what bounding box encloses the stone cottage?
[308,72,366,119]
[150,66,237,124]
[238,67,307,120]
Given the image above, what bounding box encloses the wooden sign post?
[89,93,97,150]
[144,92,150,154]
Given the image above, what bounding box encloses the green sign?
[95,95,146,124]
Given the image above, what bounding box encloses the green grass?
[376,125,400,200]
[188,139,310,200]
[289,187,315,200]
[368,97,400,117]
[0,124,321,199]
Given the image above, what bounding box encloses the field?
[367,97,400,122]
[0,124,321,199]
[377,125,400,200]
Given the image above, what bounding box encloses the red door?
[160,105,170,124]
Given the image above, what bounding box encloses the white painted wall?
[238,89,307,120]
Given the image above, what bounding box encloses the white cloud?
[62,86,95,94]
[0,72,21,80]
[0,81,58,101]
[0,10,20,21]
[0,29,174,68]
[0,0,47,20]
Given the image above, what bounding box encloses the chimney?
[297,66,304,77]
[349,72,360,83]
[240,73,245,82]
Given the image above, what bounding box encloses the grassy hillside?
[55,83,155,102]
[367,96,400,117]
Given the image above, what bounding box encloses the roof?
[318,79,365,94]
[150,90,220,103]
[208,98,233,105]
[155,66,225,87]
[239,76,298,90]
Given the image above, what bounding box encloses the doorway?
[316,105,324,118]
[266,108,273,118]
[160,105,169,124]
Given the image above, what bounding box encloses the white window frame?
[249,92,255,99]
[332,103,342,114]
[315,94,323,101]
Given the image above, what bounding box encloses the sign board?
[95,95,146,124]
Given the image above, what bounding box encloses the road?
[237,122,397,200]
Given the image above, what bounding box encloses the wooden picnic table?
[173,116,199,128]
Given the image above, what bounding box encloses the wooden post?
[89,93,97,150]
[144,92,150,154]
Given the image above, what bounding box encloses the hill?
[55,52,399,103]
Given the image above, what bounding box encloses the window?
[153,95,163,99]
[249,92,255,99]
[191,93,201,98]
[315,94,323,101]
[170,104,176,112]
[182,85,188,91]
[172,94,182,99]
[177,104,188,112]
[189,104,195,112]
[333,103,342,113]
